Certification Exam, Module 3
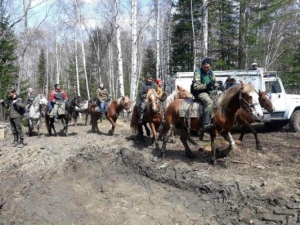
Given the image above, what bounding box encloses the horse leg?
[199,130,205,141]
[28,119,32,137]
[180,133,196,159]
[37,119,40,138]
[144,123,151,137]
[216,132,236,159]
[210,134,218,164]
[65,120,69,136]
[160,124,174,158]
[247,125,262,150]
[108,117,115,135]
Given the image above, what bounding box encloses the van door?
[265,80,287,112]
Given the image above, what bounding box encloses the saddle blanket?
[178,99,204,118]
[57,103,66,115]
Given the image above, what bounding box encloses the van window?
[265,80,282,93]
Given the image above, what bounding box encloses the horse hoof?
[256,145,263,151]
[186,153,196,159]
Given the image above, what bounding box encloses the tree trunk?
[238,0,246,69]
[202,0,208,58]
[74,31,81,97]
[115,0,125,97]
[191,0,196,71]
[130,0,138,106]
[155,0,161,79]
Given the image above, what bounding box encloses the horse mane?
[146,89,158,100]
[218,83,255,113]
[165,89,177,109]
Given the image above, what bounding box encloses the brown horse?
[160,82,263,164]
[236,90,274,150]
[131,89,163,149]
[90,96,131,135]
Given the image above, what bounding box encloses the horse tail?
[176,124,198,146]
[130,105,139,133]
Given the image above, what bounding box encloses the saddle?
[178,99,204,118]
[57,102,66,115]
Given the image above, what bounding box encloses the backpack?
[190,82,197,96]
[16,98,26,115]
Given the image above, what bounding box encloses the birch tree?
[202,0,208,58]
[155,0,161,78]
[114,0,125,97]
[130,0,138,106]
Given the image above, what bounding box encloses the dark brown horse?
[236,90,274,150]
[160,82,263,164]
[131,89,163,149]
[90,96,131,135]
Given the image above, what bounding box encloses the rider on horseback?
[138,75,157,124]
[97,82,110,119]
[49,84,68,121]
[25,88,37,119]
[191,58,217,131]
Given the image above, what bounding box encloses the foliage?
[0,15,19,100]
[170,0,202,74]
[37,49,46,94]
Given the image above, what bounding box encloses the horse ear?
[177,85,179,90]
[265,88,269,93]
[248,81,252,86]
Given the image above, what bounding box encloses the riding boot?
[201,111,215,131]
[138,111,144,124]
[41,111,45,118]
[101,111,106,119]
[11,134,18,147]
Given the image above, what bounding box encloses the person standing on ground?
[0,88,26,148]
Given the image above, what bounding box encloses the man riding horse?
[48,84,68,121]
[191,58,218,131]
[138,75,157,124]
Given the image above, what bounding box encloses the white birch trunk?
[162,0,173,83]
[191,0,196,71]
[202,0,208,58]
[108,42,114,97]
[45,48,49,96]
[130,0,138,106]
[115,0,125,97]
[74,30,81,96]
[156,0,161,78]
[55,39,60,84]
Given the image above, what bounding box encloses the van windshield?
[265,80,282,94]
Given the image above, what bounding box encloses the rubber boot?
[11,134,18,147]
[138,111,144,124]
[201,111,215,131]
[17,140,25,148]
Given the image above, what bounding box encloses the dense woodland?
[0,0,300,120]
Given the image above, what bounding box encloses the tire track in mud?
[0,121,300,224]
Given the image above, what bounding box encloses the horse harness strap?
[238,90,258,113]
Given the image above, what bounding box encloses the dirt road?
[0,118,299,225]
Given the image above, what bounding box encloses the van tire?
[289,110,300,132]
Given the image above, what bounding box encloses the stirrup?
[138,119,143,124]
[203,123,215,131]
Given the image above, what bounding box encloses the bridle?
[239,90,259,114]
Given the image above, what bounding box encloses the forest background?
[0,0,300,120]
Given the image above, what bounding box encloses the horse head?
[176,85,193,99]
[219,82,263,120]
[120,96,131,113]
[239,82,264,120]
[38,95,48,105]
[146,89,159,113]
[258,89,274,113]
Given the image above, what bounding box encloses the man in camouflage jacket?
[97,82,110,118]
[191,58,217,131]
[0,88,26,148]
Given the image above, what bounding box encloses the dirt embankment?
[0,119,299,225]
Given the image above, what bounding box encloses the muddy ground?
[0,117,300,225]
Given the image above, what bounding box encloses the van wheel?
[289,110,300,132]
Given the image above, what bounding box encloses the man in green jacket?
[0,88,26,148]
[191,58,217,131]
